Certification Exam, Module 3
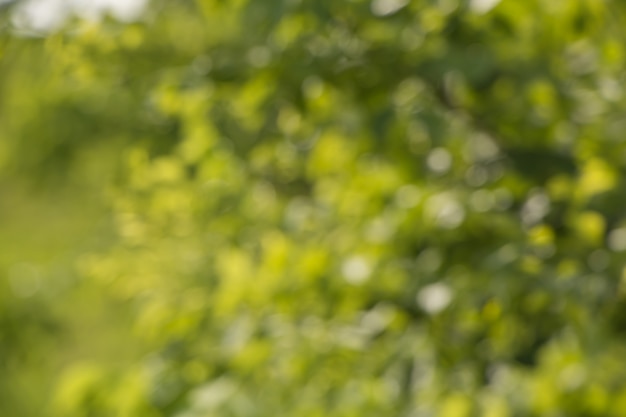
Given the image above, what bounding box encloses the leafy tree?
[3,0,626,416]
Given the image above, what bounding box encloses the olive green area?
[2,0,626,416]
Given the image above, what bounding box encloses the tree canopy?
[2,0,626,416]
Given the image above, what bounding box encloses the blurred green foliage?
[3,0,626,416]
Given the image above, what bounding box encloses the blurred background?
[3,0,626,416]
